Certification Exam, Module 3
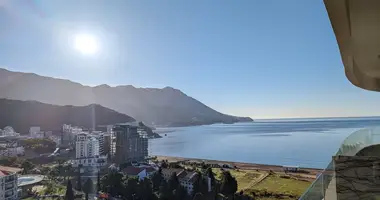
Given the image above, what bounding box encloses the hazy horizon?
[1,0,380,119]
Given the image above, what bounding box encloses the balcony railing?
[299,127,380,200]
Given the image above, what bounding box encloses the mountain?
[0,98,135,134]
[0,68,253,126]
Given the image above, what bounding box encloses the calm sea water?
[149,117,380,169]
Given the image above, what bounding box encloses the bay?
[149,117,380,169]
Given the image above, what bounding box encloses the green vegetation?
[19,158,313,200]
[42,181,66,195]
[215,169,262,190]
[20,138,56,154]
[252,174,311,196]
[65,180,74,200]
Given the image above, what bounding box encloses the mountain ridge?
[0,68,253,126]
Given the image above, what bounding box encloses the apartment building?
[0,166,21,200]
[113,124,148,164]
[75,133,99,159]
[95,133,111,156]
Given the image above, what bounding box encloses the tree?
[206,168,215,186]
[220,171,238,197]
[21,160,34,174]
[124,177,139,199]
[44,181,55,195]
[174,185,188,200]
[76,168,82,191]
[159,181,172,200]
[161,160,168,169]
[97,171,101,192]
[63,164,74,181]
[100,171,124,196]
[48,166,59,181]
[193,193,204,200]
[168,172,179,191]
[138,178,156,200]
[152,168,164,191]
[65,180,75,200]
[83,178,94,200]
[192,172,208,197]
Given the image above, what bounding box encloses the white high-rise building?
[29,127,41,138]
[0,166,21,200]
[75,133,100,159]
[87,137,99,157]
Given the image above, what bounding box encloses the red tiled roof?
[0,170,7,176]
[0,166,22,174]
[123,166,145,176]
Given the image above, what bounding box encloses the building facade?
[0,147,24,157]
[96,133,111,156]
[70,156,107,168]
[161,168,199,194]
[75,133,100,159]
[0,166,21,200]
[114,124,148,164]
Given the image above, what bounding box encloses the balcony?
[5,183,14,191]
[299,127,380,200]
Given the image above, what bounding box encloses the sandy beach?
[155,155,323,178]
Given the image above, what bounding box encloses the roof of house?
[161,168,198,183]
[180,171,198,183]
[161,168,184,176]
[0,165,22,174]
[0,170,8,176]
[123,166,145,176]
[145,167,156,173]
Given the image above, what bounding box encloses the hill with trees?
[0,98,135,134]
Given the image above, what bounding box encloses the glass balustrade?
[299,127,380,200]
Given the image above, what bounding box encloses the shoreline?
[154,121,254,129]
[154,155,323,176]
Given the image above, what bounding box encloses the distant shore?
[155,155,323,176]
[155,121,254,129]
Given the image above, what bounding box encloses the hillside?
[0,68,253,126]
[0,99,135,134]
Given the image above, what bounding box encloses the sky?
[0,0,380,119]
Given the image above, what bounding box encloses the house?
[161,168,199,194]
[282,165,300,173]
[145,167,157,176]
[123,166,148,181]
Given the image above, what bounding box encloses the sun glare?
[74,34,98,55]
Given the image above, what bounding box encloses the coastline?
[154,155,323,176]
[154,121,254,129]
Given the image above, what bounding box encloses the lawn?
[252,174,311,197]
[214,169,263,190]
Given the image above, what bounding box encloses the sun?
[74,34,98,55]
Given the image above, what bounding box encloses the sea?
[149,117,380,169]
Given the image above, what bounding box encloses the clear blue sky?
[1,0,380,119]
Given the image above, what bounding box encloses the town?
[0,122,319,200]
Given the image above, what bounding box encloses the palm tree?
[83,178,93,200]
